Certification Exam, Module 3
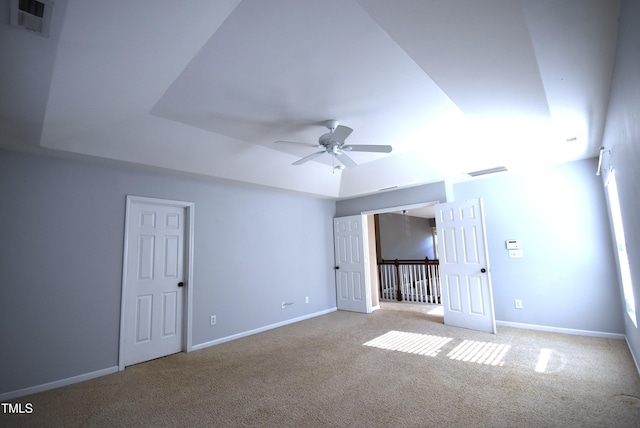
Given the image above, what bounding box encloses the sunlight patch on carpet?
[535,348,552,373]
[427,306,444,316]
[446,340,510,366]
[363,330,452,357]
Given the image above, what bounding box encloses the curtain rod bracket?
[596,146,611,176]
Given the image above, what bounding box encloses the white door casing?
[435,198,496,334]
[334,215,371,313]
[120,196,194,369]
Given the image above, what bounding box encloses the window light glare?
[535,348,552,373]
[606,170,636,327]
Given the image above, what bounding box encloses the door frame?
[343,201,440,312]
[118,195,195,371]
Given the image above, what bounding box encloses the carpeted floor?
[2,302,640,427]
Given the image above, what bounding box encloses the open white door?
[435,198,496,334]
[334,215,371,313]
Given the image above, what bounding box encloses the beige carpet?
[2,302,640,427]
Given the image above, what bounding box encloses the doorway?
[336,199,496,334]
[119,196,195,369]
[333,202,439,313]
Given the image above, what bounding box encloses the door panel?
[162,291,178,337]
[446,275,463,312]
[138,236,155,279]
[136,295,153,343]
[165,236,179,277]
[436,198,496,333]
[125,202,185,366]
[468,277,485,314]
[334,215,371,313]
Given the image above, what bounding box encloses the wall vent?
[9,0,53,37]
[466,166,508,177]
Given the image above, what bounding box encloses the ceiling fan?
[276,120,392,168]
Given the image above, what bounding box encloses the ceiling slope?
[0,0,621,198]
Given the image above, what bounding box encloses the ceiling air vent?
[9,0,53,37]
[466,166,508,177]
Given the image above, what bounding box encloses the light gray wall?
[453,159,623,334]
[336,165,623,334]
[378,213,435,260]
[0,150,336,395]
[335,181,447,217]
[600,0,640,366]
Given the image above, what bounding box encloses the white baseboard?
[625,336,640,376]
[0,366,118,401]
[191,307,338,351]
[2,313,633,400]
[1,309,339,401]
[496,320,626,340]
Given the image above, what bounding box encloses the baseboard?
[191,307,338,352]
[1,309,338,400]
[496,320,626,340]
[0,366,119,401]
[625,336,640,376]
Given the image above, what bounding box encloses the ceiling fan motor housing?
[324,119,339,131]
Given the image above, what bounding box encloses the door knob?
[335,266,340,270]
[480,268,486,273]
[178,282,184,287]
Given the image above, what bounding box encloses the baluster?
[425,263,430,303]
[419,264,426,303]
[412,264,418,302]
[382,265,389,299]
[383,265,389,300]
[406,265,412,301]
[408,264,413,302]
[411,265,415,302]
[433,265,442,303]
[395,259,402,301]
[430,264,437,303]
[416,264,421,302]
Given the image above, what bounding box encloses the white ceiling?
[0,0,620,199]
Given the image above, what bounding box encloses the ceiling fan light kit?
[276,120,392,169]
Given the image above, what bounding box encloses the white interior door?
[435,198,496,334]
[334,215,371,313]
[123,199,186,366]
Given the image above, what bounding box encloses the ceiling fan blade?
[275,140,320,148]
[292,150,326,165]
[344,144,392,153]
[335,152,357,168]
[331,125,353,142]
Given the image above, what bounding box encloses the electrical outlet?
[514,299,523,309]
[305,296,309,304]
[210,315,216,325]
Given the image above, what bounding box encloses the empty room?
[1,1,639,426]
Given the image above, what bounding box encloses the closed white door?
[435,198,496,334]
[124,201,185,366]
[334,215,371,313]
